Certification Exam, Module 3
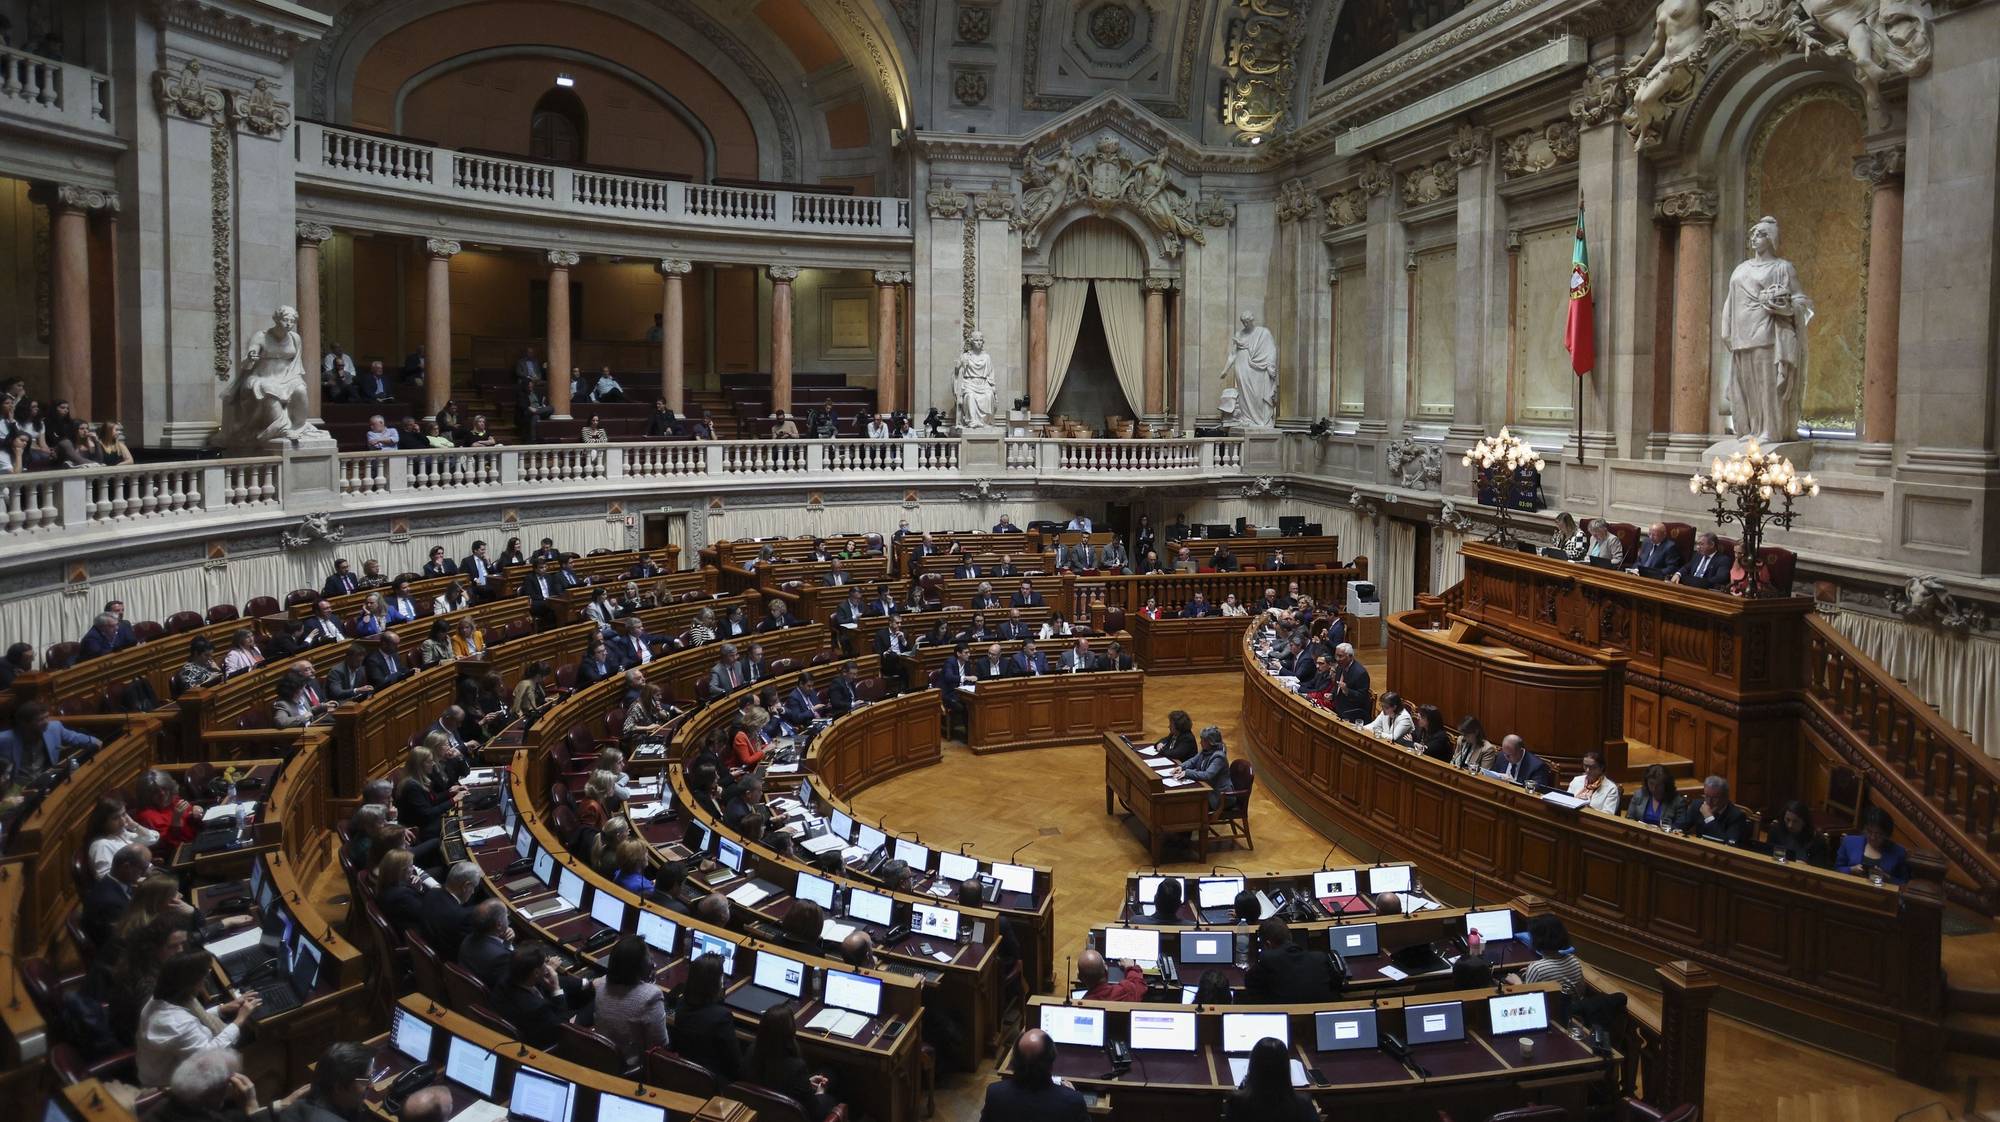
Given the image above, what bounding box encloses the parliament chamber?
[6,1,2000,1120]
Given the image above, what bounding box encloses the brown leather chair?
[720,1082,848,1122]
[443,961,489,1011]
[1606,521,1640,562]
[406,930,445,1000]
[1662,521,1696,563]
[1759,545,1797,593]
[644,1049,720,1099]
[166,610,206,634]
[244,595,281,618]
[43,641,79,671]
[557,1021,637,1076]
[133,620,165,643]
[205,604,240,625]
[284,588,319,609]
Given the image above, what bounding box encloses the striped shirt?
[1523,952,1585,997]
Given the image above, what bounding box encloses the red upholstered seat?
[167,610,206,634]
[43,641,79,671]
[243,595,281,618]
[205,604,240,625]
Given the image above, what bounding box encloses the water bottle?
[226,776,238,806]
[1233,933,1249,969]
[234,804,249,847]
[1086,931,1097,954]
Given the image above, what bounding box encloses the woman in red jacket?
[726,707,769,771]
[131,769,204,847]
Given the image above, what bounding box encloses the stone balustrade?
[300,122,913,240]
[0,45,114,138]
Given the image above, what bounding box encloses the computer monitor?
[846,887,895,928]
[514,822,534,860]
[913,903,961,942]
[1136,875,1183,905]
[556,866,587,911]
[1367,864,1412,894]
[794,871,837,911]
[1196,876,1246,909]
[1101,926,1160,963]
[443,1037,498,1096]
[391,1006,434,1062]
[1487,992,1549,1036]
[1313,870,1358,898]
[752,951,807,998]
[507,1067,575,1122]
[1178,930,1232,965]
[682,819,711,858]
[1222,1012,1290,1053]
[829,808,855,841]
[1314,1009,1378,1052]
[716,836,745,873]
[596,1095,665,1122]
[893,838,931,871]
[590,890,628,933]
[1039,1004,1106,1048]
[990,862,1036,896]
[1128,1009,1198,1052]
[1404,1001,1467,1045]
[1279,515,1306,535]
[251,861,272,909]
[855,824,887,856]
[823,969,883,1017]
[1327,923,1379,957]
[1206,524,1234,538]
[796,779,813,810]
[532,848,556,886]
[936,851,979,884]
[289,936,322,996]
[1465,910,1515,943]
[636,911,678,956]
[689,930,737,975]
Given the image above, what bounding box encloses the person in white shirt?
[1566,749,1622,812]
[1035,613,1073,641]
[363,414,399,450]
[87,795,161,878]
[137,952,259,1087]
[1219,594,1248,617]
[1362,692,1415,744]
[305,600,346,644]
[1065,511,1093,533]
[321,343,357,380]
[866,414,892,439]
[590,367,626,403]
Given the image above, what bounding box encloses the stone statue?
[1218,311,1279,430]
[1720,216,1814,446]
[953,331,997,429]
[218,305,319,449]
[1619,0,1712,149]
[1125,151,1201,251]
[1795,0,1934,121]
[1010,135,1217,255]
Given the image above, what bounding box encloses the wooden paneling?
[964,671,1144,753]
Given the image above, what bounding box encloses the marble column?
[1450,124,1498,442]
[873,270,910,414]
[1025,274,1054,418]
[1854,147,1905,466]
[769,265,799,415]
[89,208,121,425]
[1143,276,1172,418]
[45,185,101,417]
[1658,188,1717,459]
[423,238,460,414]
[546,250,579,420]
[296,222,333,421]
[658,258,691,412]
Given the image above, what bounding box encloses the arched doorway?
[1044,218,1149,431]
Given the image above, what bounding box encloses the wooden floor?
[841,668,2000,1122]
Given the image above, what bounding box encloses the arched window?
[529,87,587,164]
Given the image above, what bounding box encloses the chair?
[166,611,206,634]
[1202,759,1256,857]
[1758,545,1798,592]
[549,804,579,841]
[464,1003,518,1038]
[443,962,490,1010]
[406,930,445,1000]
[132,620,165,644]
[1662,521,1697,563]
[768,657,799,676]
[643,1049,720,1099]
[284,588,319,609]
[44,641,79,671]
[243,595,280,618]
[1821,767,1867,830]
[720,1082,848,1122]
[360,897,411,997]
[557,1022,637,1076]
[1103,606,1126,633]
[1619,1102,1697,1122]
[1436,1108,1568,1122]
[205,604,240,625]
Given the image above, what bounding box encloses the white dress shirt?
[1568,774,1623,813]
[137,998,241,1087]
[1364,708,1414,744]
[89,822,161,878]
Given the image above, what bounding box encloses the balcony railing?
[0,437,1247,542]
[0,45,113,138]
[299,121,913,239]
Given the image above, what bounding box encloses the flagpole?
[1576,378,1584,465]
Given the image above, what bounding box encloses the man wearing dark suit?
[421,548,457,578]
[953,560,983,579]
[1321,614,1347,651]
[1209,546,1240,572]
[832,590,869,629]
[420,862,480,960]
[1496,735,1555,789]
[1244,918,1344,1003]
[991,557,1020,578]
[1058,639,1100,674]
[523,560,563,627]
[82,843,149,947]
[1011,640,1051,677]
[741,643,768,686]
[1676,775,1752,845]
[1180,593,1217,618]
[645,403,680,437]
[980,1029,1087,1122]
[940,643,976,692]
[627,554,663,580]
[1010,581,1044,608]
[783,675,823,725]
[77,612,136,661]
[378,872,426,927]
[991,515,1024,534]
[820,560,851,587]
[494,944,593,1050]
[322,559,360,598]
[870,588,902,617]
[969,585,1002,611]
[1630,522,1684,580]
[575,643,617,689]
[530,539,562,566]
[1671,532,1730,591]
[1102,642,1135,671]
[997,609,1033,642]
[1057,541,1094,570]
[556,558,586,592]
[364,633,413,690]
[458,900,515,987]
[607,621,654,670]
[1328,644,1371,721]
[825,664,862,716]
[873,621,913,692]
[956,614,994,644]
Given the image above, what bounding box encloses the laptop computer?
[724,949,808,1015]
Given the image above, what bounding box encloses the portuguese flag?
[1565,199,1594,377]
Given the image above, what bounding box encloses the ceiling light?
[555,73,575,88]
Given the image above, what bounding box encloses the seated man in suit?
[706,643,747,695]
[82,843,150,948]
[364,633,413,689]
[1676,775,1752,846]
[1244,918,1344,1003]
[523,559,565,628]
[459,540,502,602]
[1496,734,1556,789]
[1057,540,1095,571]
[458,899,515,987]
[421,546,457,578]
[980,1029,1087,1122]
[1326,643,1371,721]
[1011,639,1051,677]
[575,638,617,688]
[77,610,137,660]
[820,559,852,587]
[555,556,587,592]
[782,672,823,726]
[1058,637,1100,674]
[938,642,977,729]
[1630,522,1684,580]
[969,581,1002,611]
[1180,592,1217,618]
[1099,539,1129,574]
[419,861,482,960]
[1670,531,1731,591]
[1209,545,1240,572]
[494,943,594,1050]
[952,557,983,579]
[326,646,375,702]
[997,608,1033,642]
[870,586,903,617]
[992,555,1021,578]
[608,619,655,670]
[627,553,664,579]
[873,619,915,692]
[323,558,360,598]
[1010,580,1044,608]
[991,514,1024,533]
[825,662,863,716]
[830,587,868,628]
[1102,640,1135,671]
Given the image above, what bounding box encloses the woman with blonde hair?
[577,769,621,829]
[613,837,655,894]
[395,744,457,841]
[593,746,638,800]
[688,607,718,647]
[727,707,769,771]
[353,592,389,637]
[450,616,486,658]
[590,816,633,876]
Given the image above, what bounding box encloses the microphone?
[958,841,973,855]
[1010,835,1043,864]
[1063,956,1073,999]
[1319,843,1341,871]
[1211,865,1244,877]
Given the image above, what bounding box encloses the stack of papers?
[521,898,573,920]
[805,1008,870,1038]
[205,801,257,822]
[461,825,506,844]
[464,769,501,786]
[800,834,846,855]
[767,761,801,775]
[206,927,262,956]
[448,1101,509,1122]
[1142,757,1174,770]
[1137,745,1159,757]
[628,801,670,821]
[1540,790,1588,809]
[726,882,771,906]
[1162,777,1197,788]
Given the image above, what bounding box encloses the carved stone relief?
[1401,158,1459,207]
[1010,136,1214,257]
[953,68,990,107]
[1499,121,1580,178]
[1324,188,1370,230]
[1275,178,1320,223]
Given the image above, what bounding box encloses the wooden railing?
[1804,615,2000,912]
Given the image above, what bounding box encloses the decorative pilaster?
[1358,158,1397,436]
[1142,276,1173,419]
[1452,125,1496,440]
[872,270,910,415]
[1658,187,1719,458]
[295,221,333,421]
[1654,961,1718,1116]
[422,238,460,414]
[1855,146,1906,467]
[546,250,580,420]
[37,184,115,418]
[768,265,800,415]
[1025,274,1054,418]
[658,258,692,412]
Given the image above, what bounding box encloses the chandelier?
[1462,427,1546,545]
[1689,440,1817,597]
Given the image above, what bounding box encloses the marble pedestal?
[959,429,1006,475]
[279,429,342,510]
[1239,429,1282,473]
[1702,435,1815,472]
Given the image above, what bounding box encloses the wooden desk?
[1104,733,1212,864]
[6,716,159,947]
[240,848,368,1088]
[1077,566,1362,615]
[962,669,1144,753]
[1004,984,1606,1122]
[896,531,1052,576]
[1236,625,1947,1079]
[1128,612,1255,673]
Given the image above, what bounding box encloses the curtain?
[1050,218,1144,279]
[1093,279,1147,420]
[1046,218,1144,406]
[1829,609,2000,758]
[1384,520,1418,614]
[1433,528,1470,594]
[1044,280,1089,405]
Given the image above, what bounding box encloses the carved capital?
[1447,123,1491,168]
[1024,274,1056,290]
[925,179,970,219]
[424,238,461,259]
[1569,68,1626,129]
[1142,275,1175,293]
[1655,188,1719,223]
[658,258,693,276]
[767,265,801,283]
[973,184,1017,221]
[1853,146,1907,188]
[873,269,912,286]
[1324,187,1370,230]
[1357,159,1392,197]
[1327,269,1340,287]
[226,77,291,138]
[153,58,224,122]
[45,184,118,214]
[1275,177,1321,223]
[1193,193,1237,228]
[545,249,580,269]
[294,221,333,246]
